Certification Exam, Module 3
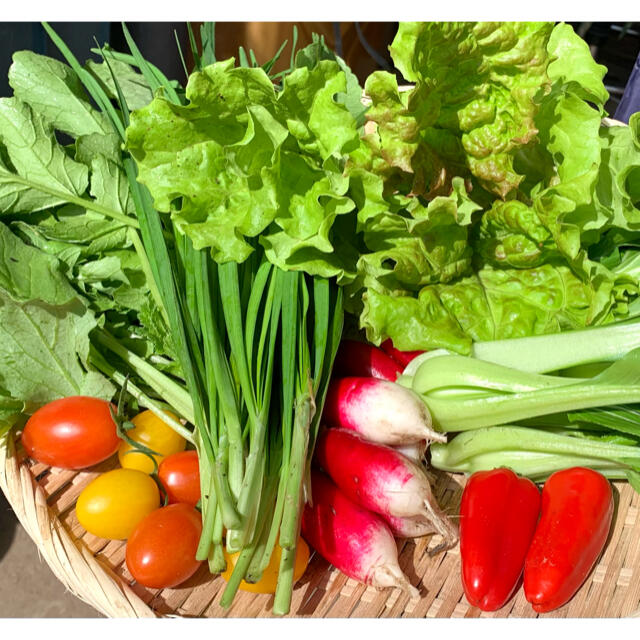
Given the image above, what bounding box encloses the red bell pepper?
[460,467,541,611]
[333,339,403,381]
[523,467,614,613]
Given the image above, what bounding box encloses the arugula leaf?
[89,155,135,215]
[76,255,130,287]
[75,131,121,166]
[32,206,130,257]
[0,220,77,305]
[85,57,154,112]
[0,293,114,408]
[8,51,110,137]
[0,389,24,435]
[0,97,89,213]
[10,220,83,270]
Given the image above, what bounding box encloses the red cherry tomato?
[126,503,203,589]
[158,450,201,507]
[21,396,120,469]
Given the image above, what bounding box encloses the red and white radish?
[315,428,458,549]
[393,439,427,464]
[301,469,418,597]
[381,339,425,368]
[322,377,444,446]
[385,514,437,539]
[334,340,403,381]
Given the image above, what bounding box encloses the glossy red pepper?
[460,468,541,611]
[523,467,614,613]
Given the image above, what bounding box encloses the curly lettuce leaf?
[362,261,636,353]
[127,57,364,277]
[545,22,609,107]
[294,34,368,129]
[389,22,554,198]
[474,200,558,268]
[356,177,479,293]
[586,121,640,232]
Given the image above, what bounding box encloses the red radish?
[315,428,458,549]
[302,469,418,597]
[334,340,403,381]
[322,377,444,446]
[381,339,425,368]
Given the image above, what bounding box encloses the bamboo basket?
[1,99,638,619]
[3,426,640,619]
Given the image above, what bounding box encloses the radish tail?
[372,565,420,599]
[421,497,459,554]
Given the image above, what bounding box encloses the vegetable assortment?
[1,18,640,618]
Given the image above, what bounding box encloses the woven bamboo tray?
[3,428,640,619]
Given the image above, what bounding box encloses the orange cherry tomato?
[158,450,201,507]
[126,503,203,589]
[22,396,120,469]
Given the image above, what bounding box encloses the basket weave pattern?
[3,430,640,618]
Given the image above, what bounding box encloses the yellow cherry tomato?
[76,468,160,540]
[221,537,310,593]
[118,409,185,474]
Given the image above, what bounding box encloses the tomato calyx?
[110,377,161,473]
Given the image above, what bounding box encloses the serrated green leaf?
[9,51,110,137]
[90,154,135,215]
[0,292,114,408]
[85,58,154,112]
[0,97,89,213]
[0,220,77,305]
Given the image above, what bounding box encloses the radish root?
[421,497,459,556]
[371,565,420,599]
